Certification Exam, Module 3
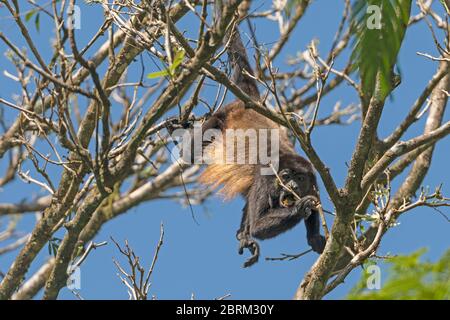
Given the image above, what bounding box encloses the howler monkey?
[193,2,326,267]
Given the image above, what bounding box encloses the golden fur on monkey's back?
[199,2,296,200]
[198,101,295,200]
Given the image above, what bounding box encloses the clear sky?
[0,1,449,300]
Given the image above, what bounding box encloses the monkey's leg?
[305,211,326,254]
[238,234,260,268]
[236,204,261,268]
[236,204,249,246]
[250,196,317,240]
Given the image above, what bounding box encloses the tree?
[0,0,448,300]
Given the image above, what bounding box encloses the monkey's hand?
[237,232,260,268]
[291,195,318,219]
[308,234,326,254]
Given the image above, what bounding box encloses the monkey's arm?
[250,196,317,240]
[304,211,326,253]
[251,193,326,253]
[237,177,318,267]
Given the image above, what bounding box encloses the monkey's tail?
[216,0,260,98]
[227,28,260,98]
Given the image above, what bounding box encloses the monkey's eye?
[298,174,306,182]
[280,171,291,180]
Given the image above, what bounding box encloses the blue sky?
[0,1,449,300]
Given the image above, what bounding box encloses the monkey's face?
[277,168,315,208]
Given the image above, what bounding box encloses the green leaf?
[48,237,62,257]
[350,0,412,98]
[35,13,40,33]
[147,69,170,79]
[348,248,450,300]
[147,49,185,79]
[25,9,37,22]
[169,49,185,73]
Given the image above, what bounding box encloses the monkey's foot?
[237,236,260,268]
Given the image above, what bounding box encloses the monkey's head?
[275,153,318,209]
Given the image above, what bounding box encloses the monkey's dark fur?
[198,3,326,267]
